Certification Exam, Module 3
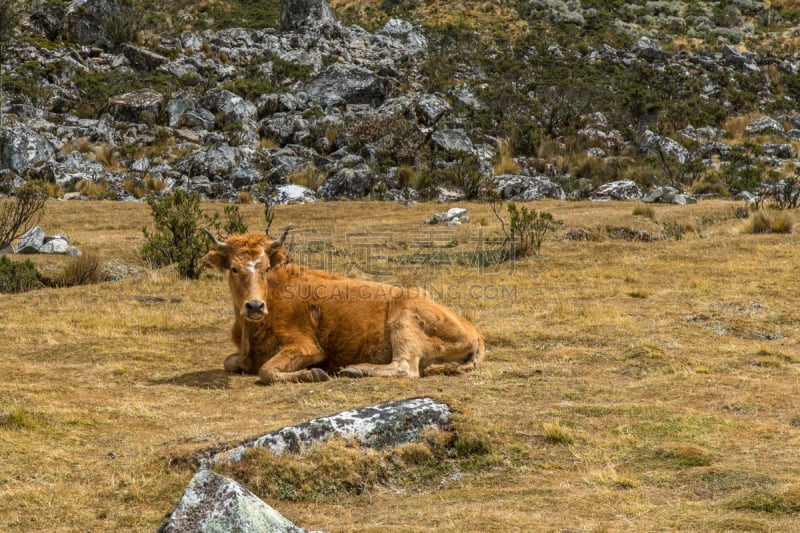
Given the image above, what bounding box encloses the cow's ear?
[268,248,287,269]
[202,250,229,272]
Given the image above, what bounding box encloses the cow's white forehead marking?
[245,252,266,273]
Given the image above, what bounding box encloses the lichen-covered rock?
[0,123,56,174]
[306,63,391,108]
[207,397,452,466]
[491,175,566,201]
[279,0,337,32]
[430,129,473,155]
[317,165,375,200]
[746,116,784,136]
[159,470,313,533]
[589,180,642,201]
[106,89,164,125]
[14,226,46,254]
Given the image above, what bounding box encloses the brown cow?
[201,227,484,384]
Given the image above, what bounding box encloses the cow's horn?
[203,228,226,249]
[269,224,292,251]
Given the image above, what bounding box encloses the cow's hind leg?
[339,317,423,378]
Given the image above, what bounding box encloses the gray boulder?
[306,63,391,108]
[762,143,796,159]
[14,226,46,254]
[745,117,784,136]
[415,94,451,126]
[491,175,566,201]
[106,89,164,125]
[642,186,697,205]
[279,0,337,32]
[633,36,668,61]
[0,124,56,174]
[159,470,313,533]
[65,0,122,47]
[590,180,642,201]
[642,130,689,164]
[430,129,473,155]
[374,19,427,54]
[120,44,168,71]
[207,397,452,466]
[317,164,375,200]
[434,186,465,202]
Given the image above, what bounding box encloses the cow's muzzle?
[243,300,267,321]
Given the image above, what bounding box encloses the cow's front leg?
[257,344,329,384]
[224,352,244,373]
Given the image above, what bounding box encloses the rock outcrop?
[205,397,452,466]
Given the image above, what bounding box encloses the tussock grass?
[2,199,800,531]
[288,165,326,190]
[493,137,521,175]
[742,208,794,234]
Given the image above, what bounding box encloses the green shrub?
[141,189,219,279]
[0,255,42,293]
[489,193,557,259]
[222,204,248,236]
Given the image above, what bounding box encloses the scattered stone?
[12,226,81,255]
[642,186,697,205]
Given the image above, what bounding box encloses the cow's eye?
[230,266,239,274]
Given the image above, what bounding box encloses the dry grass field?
[2,198,800,532]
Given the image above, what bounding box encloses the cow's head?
[202,226,291,322]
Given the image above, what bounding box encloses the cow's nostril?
[245,301,266,314]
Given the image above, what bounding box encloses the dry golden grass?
[2,199,800,531]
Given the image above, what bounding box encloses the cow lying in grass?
[202,227,485,384]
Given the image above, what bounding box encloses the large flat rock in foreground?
[206,397,452,466]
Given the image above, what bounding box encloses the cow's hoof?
[338,367,366,378]
[311,368,331,382]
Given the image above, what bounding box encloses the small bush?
[0,255,42,293]
[742,209,794,234]
[222,204,248,237]
[141,189,219,279]
[489,193,556,259]
[0,181,48,250]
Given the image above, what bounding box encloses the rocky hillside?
[2,0,800,205]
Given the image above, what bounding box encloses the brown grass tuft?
[741,208,794,234]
